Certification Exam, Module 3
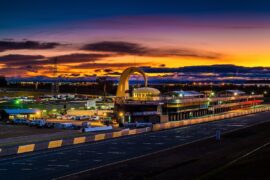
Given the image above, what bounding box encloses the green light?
[14,99,21,105]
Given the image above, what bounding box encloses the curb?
[0,127,151,157]
[0,107,269,157]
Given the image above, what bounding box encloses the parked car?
[12,118,30,125]
[29,119,46,127]
[91,116,100,120]
[80,115,90,120]
[54,122,74,129]
[45,122,55,128]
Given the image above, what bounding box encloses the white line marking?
[21,168,32,171]
[48,164,69,168]
[12,162,32,166]
[54,118,270,180]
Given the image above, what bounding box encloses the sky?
[0,0,270,79]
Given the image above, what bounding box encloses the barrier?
[94,134,106,141]
[17,144,35,154]
[0,107,269,157]
[112,131,122,138]
[128,129,137,135]
[48,140,63,149]
[73,137,86,144]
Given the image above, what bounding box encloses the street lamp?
[119,112,124,124]
[251,92,255,112]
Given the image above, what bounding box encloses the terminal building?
[114,67,264,124]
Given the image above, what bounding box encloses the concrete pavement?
[1,111,270,179]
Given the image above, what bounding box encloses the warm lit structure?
[114,67,264,124]
[0,109,41,120]
[133,87,160,100]
[116,67,148,97]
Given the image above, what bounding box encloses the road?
[1,111,270,179]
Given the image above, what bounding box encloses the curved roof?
[133,87,160,95]
[225,90,245,95]
[4,109,40,115]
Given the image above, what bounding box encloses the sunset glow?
[0,0,270,79]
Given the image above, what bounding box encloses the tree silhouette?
[0,76,7,87]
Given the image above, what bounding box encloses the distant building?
[114,67,264,124]
[0,109,41,120]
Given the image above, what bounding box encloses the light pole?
[251,91,255,113]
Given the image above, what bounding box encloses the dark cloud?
[105,71,121,76]
[141,64,270,74]
[53,53,112,64]
[0,54,45,62]
[82,41,147,55]
[72,62,147,69]
[103,69,113,73]
[0,40,61,52]
[0,53,113,68]
[82,41,221,59]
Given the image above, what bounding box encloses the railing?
[118,95,263,105]
[152,106,270,131]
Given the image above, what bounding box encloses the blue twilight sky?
[1,0,270,30]
[1,0,270,78]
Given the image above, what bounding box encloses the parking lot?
[0,122,68,139]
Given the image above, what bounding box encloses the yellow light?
[119,112,124,117]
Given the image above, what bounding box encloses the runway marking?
[55,117,270,180]
[1,111,270,179]
[0,116,255,164]
[81,150,93,153]
[227,124,245,127]
[107,151,125,155]
[48,164,69,168]
[143,143,151,145]
[159,136,168,138]
[44,168,55,171]
[12,162,32,166]
[155,143,164,145]
[56,152,65,155]
[126,142,136,145]
[93,159,102,162]
[48,159,58,162]
[21,168,32,171]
